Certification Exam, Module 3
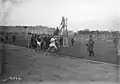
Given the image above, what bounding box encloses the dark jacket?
[31,36,37,47]
[71,38,74,43]
[88,39,94,51]
[37,37,41,42]
[12,35,16,41]
[60,37,63,42]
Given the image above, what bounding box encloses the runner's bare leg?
[45,47,51,55]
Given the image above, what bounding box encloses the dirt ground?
[0,43,120,84]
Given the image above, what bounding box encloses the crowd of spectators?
[0,32,64,51]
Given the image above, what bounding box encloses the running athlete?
[45,37,58,55]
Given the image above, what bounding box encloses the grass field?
[58,39,119,65]
[4,35,120,65]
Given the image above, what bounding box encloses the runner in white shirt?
[45,37,57,55]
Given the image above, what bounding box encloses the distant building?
[0,26,25,33]
[26,26,55,35]
[0,25,55,35]
[47,28,55,35]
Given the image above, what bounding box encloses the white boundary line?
[76,57,120,67]
[72,55,120,67]
[54,53,120,67]
[86,59,120,67]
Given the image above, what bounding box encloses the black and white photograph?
[0,0,120,84]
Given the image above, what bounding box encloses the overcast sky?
[0,0,120,31]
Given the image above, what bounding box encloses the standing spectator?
[12,33,16,45]
[87,35,95,56]
[46,35,49,49]
[0,35,2,42]
[48,35,51,47]
[29,34,33,48]
[36,35,42,51]
[60,35,63,47]
[31,34,37,51]
[44,35,47,50]
[42,35,45,49]
[0,35,4,43]
[113,34,119,48]
[5,35,8,42]
[71,37,75,46]
[28,33,31,48]
[118,37,120,55]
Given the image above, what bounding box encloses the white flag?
[60,29,64,35]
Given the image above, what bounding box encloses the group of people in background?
[27,33,64,52]
[28,33,95,56]
[0,32,16,45]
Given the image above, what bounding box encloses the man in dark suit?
[87,35,95,56]
[60,35,63,47]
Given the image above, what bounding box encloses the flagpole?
[66,18,68,37]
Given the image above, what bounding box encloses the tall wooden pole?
[66,18,68,37]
